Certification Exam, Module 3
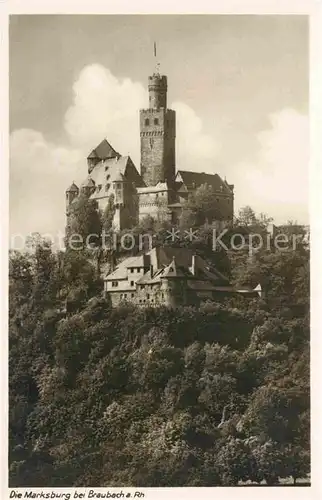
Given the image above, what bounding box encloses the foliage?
[9,208,310,486]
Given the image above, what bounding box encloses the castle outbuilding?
[66,64,234,230]
[104,246,260,308]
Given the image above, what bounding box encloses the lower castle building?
[104,246,260,308]
[66,65,234,230]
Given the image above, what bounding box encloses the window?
[137,268,141,273]
[98,184,102,191]
[112,281,118,287]
[120,294,123,299]
[131,281,134,287]
[130,268,134,273]
[131,293,135,298]
[117,183,121,189]
[106,174,110,181]
[105,183,110,191]
[154,118,159,125]
[147,294,150,299]
[124,294,127,299]
[145,118,150,126]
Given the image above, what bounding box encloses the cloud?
[9,65,309,240]
[10,129,82,239]
[172,102,220,171]
[233,108,309,224]
[64,64,146,163]
[10,64,222,238]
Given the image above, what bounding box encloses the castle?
[66,66,234,230]
[64,64,248,307]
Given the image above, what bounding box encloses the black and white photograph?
[3,8,316,495]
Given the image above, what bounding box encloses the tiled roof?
[87,139,119,160]
[104,255,146,280]
[83,156,143,201]
[176,170,233,194]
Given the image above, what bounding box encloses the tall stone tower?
[140,70,176,188]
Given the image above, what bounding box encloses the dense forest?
[9,198,310,487]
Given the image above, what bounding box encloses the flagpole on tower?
[154,41,160,74]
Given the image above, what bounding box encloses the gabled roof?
[162,257,186,278]
[87,139,120,160]
[175,170,233,194]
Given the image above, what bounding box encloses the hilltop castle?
[66,66,234,230]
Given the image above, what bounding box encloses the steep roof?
[66,182,79,192]
[176,170,233,194]
[87,139,120,160]
[84,156,143,201]
[81,176,95,188]
[104,246,230,287]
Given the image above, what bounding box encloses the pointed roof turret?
[81,176,95,188]
[66,182,79,193]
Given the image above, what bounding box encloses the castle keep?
[66,65,234,230]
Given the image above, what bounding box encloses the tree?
[66,194,101,250]
[180,184,223,228]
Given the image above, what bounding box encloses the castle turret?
[148,73,167,109]
[66,182,79,210]
[80,176,95,197]
[113,170,124,208]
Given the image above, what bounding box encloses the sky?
[9,14,309,238]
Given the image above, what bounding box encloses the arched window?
[145,118,150,126]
